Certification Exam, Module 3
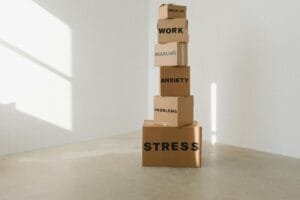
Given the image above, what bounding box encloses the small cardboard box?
[159,4,187,19]
[160,66,190,96]
[142,120,202,168]
[157,18,189,43]
[155,42,188,66]
[154,95,193,127]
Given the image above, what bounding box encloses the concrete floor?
[0,133,299,200]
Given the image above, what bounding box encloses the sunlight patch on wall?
[0,0,72,130]
[211,134,217,145]
[0,0,72,77]
[211,82,217,145]
[211,82,217,132]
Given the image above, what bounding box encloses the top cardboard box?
[159,4,187,19]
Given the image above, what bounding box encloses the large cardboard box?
[155,42,188,66]
[159,4,187,19]
[154,95,193,127]
[160,66,190,96]
[142,120,202,168]
[157,18,189,43]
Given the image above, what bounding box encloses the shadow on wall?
[187,0,299,157]
[0,103,71,154]
[0,0,148,155]
[218,16,283,152]
[226,37,262,147]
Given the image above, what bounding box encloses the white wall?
[0,0,148,155]
[1,0,299,158]
[149,0,300,158]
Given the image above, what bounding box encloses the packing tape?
[180,43,185,66]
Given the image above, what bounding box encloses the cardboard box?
[154,95,193,127]
[157,18,189,43]
[160,66,190,96]
[159,4,187,19]
[142,120,202,168]
[155,42,188,66]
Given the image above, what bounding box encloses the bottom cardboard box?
[142,120,202,168]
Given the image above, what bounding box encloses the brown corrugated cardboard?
[154,95,193,127]
[155,42,188,66]
[157,18,189,43]
[160,66,190,96]
[159,4,187,19]
[142,120,202,168]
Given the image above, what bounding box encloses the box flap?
[143,120,198,128]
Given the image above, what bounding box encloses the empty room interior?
[0,0,299,199]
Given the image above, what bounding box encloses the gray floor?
[0,132,299,200]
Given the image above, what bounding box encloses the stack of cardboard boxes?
[142,4,202,168]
